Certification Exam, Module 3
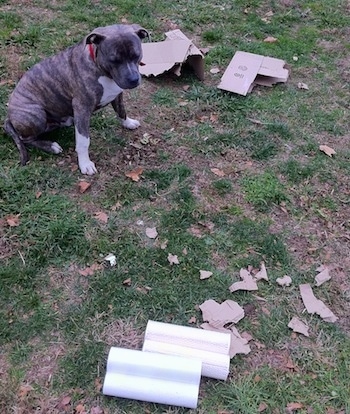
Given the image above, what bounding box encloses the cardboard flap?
[218,51,289,95]
[218,51,264,96]
[140,30,204,79]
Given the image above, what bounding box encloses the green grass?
[1,0,350,413]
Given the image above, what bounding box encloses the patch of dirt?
[24,335,65,386]
[99,318,144,349]
[244,347,298,373]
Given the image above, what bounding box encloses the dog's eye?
[110,56,121,64]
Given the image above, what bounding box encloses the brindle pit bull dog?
[4,24,148,175]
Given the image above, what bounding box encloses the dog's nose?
[128,74,140,88]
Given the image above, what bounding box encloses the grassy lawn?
[1,0,350,413]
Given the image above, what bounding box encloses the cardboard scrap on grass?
[218,51,289,95]
[299,284,338,323]
[199,299,250,358]
[140,29,204,80]
[140,30,289,96]
[229,262,268,292]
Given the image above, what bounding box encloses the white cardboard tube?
[143,320,231,380]
[143,339,230,380]
[102,347,201,409]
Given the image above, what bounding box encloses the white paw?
[79,160,97,175]
[51,142,63,154]
[122,117,140,130]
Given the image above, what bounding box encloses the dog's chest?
[97,76,123,107]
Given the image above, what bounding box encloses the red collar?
[88,44,95,62]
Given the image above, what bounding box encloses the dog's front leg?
[74,107,97,175]
[112,93,140,130]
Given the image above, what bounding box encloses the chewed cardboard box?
[140,29,205,80]
[218,51,289,95]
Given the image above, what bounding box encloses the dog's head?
[86,24,148,89]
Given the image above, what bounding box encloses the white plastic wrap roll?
[102,347,201,409]
[143,320,231,380]
[142,339,230,380]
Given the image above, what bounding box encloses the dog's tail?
[4,118,29,166]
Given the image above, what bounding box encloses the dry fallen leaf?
[264,36,277,42]
[6,214,20,227]
[258,402,268,412]
[18,384,33,398]
[122,278,132,286]
[288,316,309,337]
[35,191,42,199]
[78,263,103,277]
[200,270,213,280]
[286,402,303,412]
[125,167,144,182]
[60,396,71,406]
[167,253,179,265]
[91,407,104,414]
[146,227,158,239]
[188,316,197,324]
[319,145,336,157]
[78,180,91,193]
[94,211,109,224]
[210,167,225,177]
[75,404,86,414]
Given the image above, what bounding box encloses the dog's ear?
[131,24,149,40]
[86,33,106,45]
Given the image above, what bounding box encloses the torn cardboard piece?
[229,268,258,292]
[199,299,245,328]
[218,51,289,95]
[315,265,331,287]
[140,29,204,80]
[299,284,338,323]
[201,323,251,358]
[288,317,309,337]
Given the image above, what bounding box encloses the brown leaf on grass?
[210,167,225,177]
[78,180,91,193]
[91,407,104,414]
[254,262,268,281]
[258,402,268,412]
[35,191,42,199]
[276,275,292,286]
[264,36,277,42]
[122,278,132,286]
[18,384,33,398]
[59,396,71,407]
[125,167,144,182]
[188,316,197,324]
[136,285,152,294]
[319,145,336,157]
[94,211,109,224]
[75,404,87,413]
[286,402,303,412]
[95,377,103,392]
[78,263,103,277]
[210,113,219,123]
[6,214,20,227]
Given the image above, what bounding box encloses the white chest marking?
[98,76,123,107]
